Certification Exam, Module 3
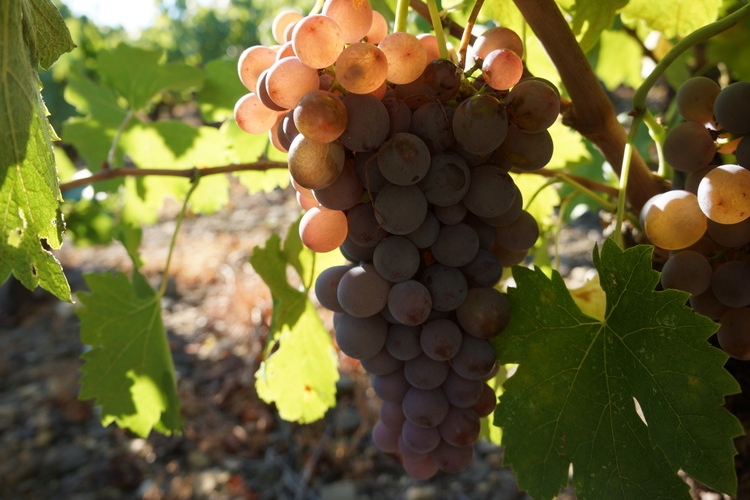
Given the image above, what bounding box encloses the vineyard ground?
[0,180,735,500]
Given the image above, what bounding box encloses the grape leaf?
[198,58,247,123]
[620,0,720,39]
[119,121,230,225]
[77,268,182,438]
[251,229,339,424]
[494,239,742,500]
[0,0,74,301]
[594,28,644,91]
[558,0,629,52]
[62,75,130,170]
[97,43,204,111]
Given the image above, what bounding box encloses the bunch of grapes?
[640,77,750,360]
[235,0,560,479]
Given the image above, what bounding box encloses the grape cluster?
[641,77,750,360]
[235,0,558,479]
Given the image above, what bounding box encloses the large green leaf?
[620,0,721,39]
[494,239,742,500]
[77,268,182,438]
[558,0,629,52]
[198,58,247,123]
[0,0,74,301]
[119,121,230,225]
[251,229,339,424]
[97,43,204,110]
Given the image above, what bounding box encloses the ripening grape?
[335,43,389,95]
[291,14,344,69]
[430,223,480,267]
[404,354,449,390]
[663,121,716,173]
[439,406,481,447]
[417,34,442,64]
[711,259,750,308]
[360,347,403,375]
[299,207,348,252]
[386,323,423,361]
[322,0,373,44]
[431,440,474,473]
[452,94,508,155]
[313,160,363,211]
[293,90,348,143]
[374,184,429,235]
[443,369,483,408]
[373,236,420,282]
[472,382,498,417]
[472,26,524,61]
[234,93,280,135]
[697,164,750,224]
[365,10,388,44]
[387,279,433,325]
[265,57,320,109]
[401,420,441,453]
[402,387,450,428]
[463,164,518,218]
[372,420,400,453]
[346,202,387,247]
[340,93,390,151]
[455,287,510,339]
[410,101,456,153]
[505,78,561,133]
[287,135,345,190]
[640,190,707,250]
[420,318,462,361]
[421,59,462,103]
[419,152,471,207]
[659,250,712,296]
[371,369,411,403]
[451,335,496,380]
[494,210,539,252]
[314,264,352,312]
[335,313,388,360]
[377,132,431,186]
[495,125,554,171]
[717,307,750,360]
[238,45,277,91]
[337,263,392,317]
[714,81,750,135]
[676,76,721,124]
[481,49,524,91]
[378,32,427,85]
[420,264,468,312]
[272,10,304,44]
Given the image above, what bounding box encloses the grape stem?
[511,0,663,213]
[106,108,134,169]
[409,0,474,44]
[395,0,410,32]
[58,160,288,193]
[456,0,485,69]
[425,0,450,60]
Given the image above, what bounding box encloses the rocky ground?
[0,182,740,500]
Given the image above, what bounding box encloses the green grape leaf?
[494,239,742,500]
[77,269,182,438]
[0,0,73,301]
[62,75,130,170]
[198,58,247,123]
[97,43,204,111]
[221,119,291,194]
[558,0,629,52]
[594,28,644,91]
[250,231,339,424]
[706,17,750,82]
[119,121,230,225]
[620,0,720,39]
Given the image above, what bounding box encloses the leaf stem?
[59,160,288,193]
[107,109,134,168]
[158,170,201,299]
[425,0,449,60]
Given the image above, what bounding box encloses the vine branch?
[59,160,288,193]
[512,0,663,213]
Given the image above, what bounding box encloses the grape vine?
[4,0,750,498]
